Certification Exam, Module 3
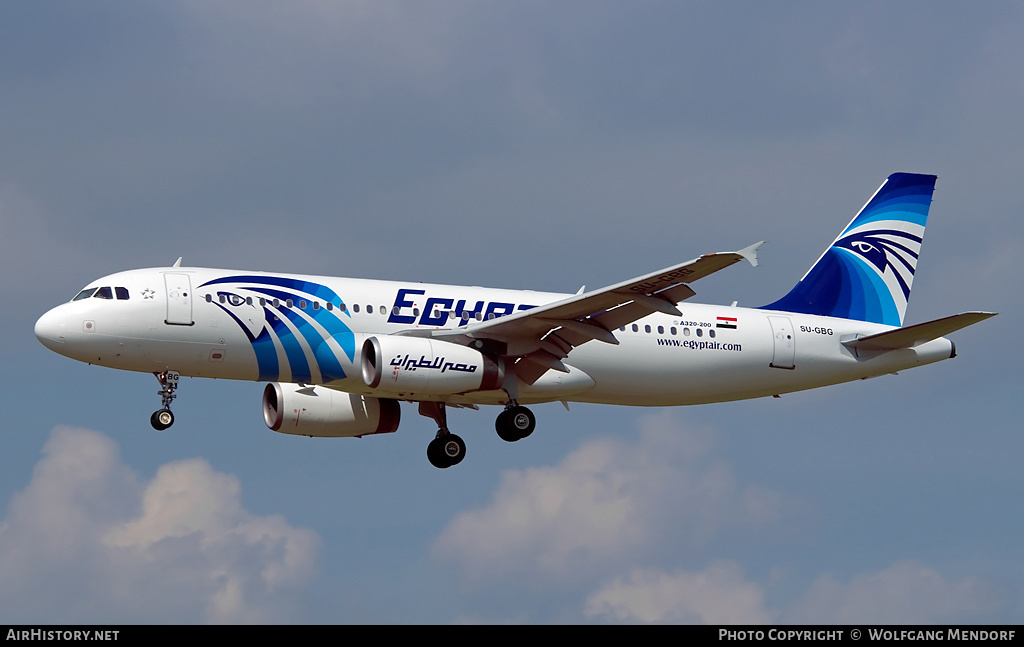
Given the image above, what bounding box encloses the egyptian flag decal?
[716,316,737,329]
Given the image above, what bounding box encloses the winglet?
[172,257,183,268]
[736,241,764,267]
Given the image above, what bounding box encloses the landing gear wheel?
[151,408,174,431]
[496,405,535,442]
[427,433,466,469]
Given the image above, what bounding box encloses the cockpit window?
[94,287,113,299]
[115,287,129,300]
[73,288,97,301]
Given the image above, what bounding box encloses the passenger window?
[246,297,253,306]
[379,305,386,315]
[205,294,213,303]
[115,287,129,300]
[709,329,716,338]
[644,325,651,333]
[94,287,113,299]
[413,308,420,317]
[683,328,690,336]
[631,324,639,332]
[313,301,320,310]
[73,288,97,301]
[353,304,360,313]
[273,299,280,308]
[286,299,293,308]
[670,327,677,335]
[393,306,401,315]
[299,300,306,309]
[259,298,266,306]
[696,328,703,337]
[338,303,347,312]
[219,294,226,304]
[657,325,664,334]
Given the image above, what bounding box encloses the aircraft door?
[164,273,194,326]
[768,316,795,369]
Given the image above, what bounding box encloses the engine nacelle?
[262,382,400,438]
[361,336,504,396]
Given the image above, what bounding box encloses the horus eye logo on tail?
[833,228,923,303]
[762,173,936,327]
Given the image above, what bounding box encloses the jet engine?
[361,336,504,396]
[262,382,400,437]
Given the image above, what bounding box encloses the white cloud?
[785,561,1002,625]
[584,560,1004,625]
[433,411,787,584]
[432,412,1007,625]
[0,427,319,623]
[585,562,774,625]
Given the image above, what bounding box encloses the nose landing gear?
[151,371,179,431]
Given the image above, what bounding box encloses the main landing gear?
[419,402,466,469]
[495,401,536,442]
[150,370,179,431]
[418,400,537,469]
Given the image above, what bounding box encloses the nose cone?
[35,307,68,352]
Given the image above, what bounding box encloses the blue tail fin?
[761,173,937,327]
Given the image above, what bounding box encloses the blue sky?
[2,1,1022,623]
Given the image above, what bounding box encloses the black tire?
[496,406,536,442]
[151,409,174,431]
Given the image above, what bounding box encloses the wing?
[423,242,763,384]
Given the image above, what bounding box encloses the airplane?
[34,173,995,468]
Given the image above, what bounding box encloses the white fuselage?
[34,267,955,408]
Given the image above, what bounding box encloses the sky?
[2,1,1022,624]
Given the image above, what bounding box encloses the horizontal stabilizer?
[843,311,997,351]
